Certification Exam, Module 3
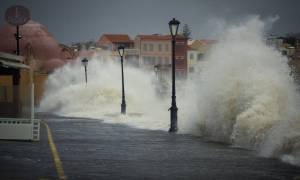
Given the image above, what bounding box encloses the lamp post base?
[169,127,178,132]
[121,101,126,114]
[169,106,178,133]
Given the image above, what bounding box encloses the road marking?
[43,121,67,180]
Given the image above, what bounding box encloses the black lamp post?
[15,26,22,55]
[154,64,159,81]
[168,18,180,132]
[118,45,126,114]
[81,58,88,84]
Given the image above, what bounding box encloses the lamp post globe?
[81,58,88,84]
[118,45,125,57]
[169,18,180,38]
[118,45,126,114]
[168,18,180,133]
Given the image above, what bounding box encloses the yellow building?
[0,52,48,118]
[0,52,31,117]
[187,39,216,74]
[0,20,77,106]
[0,52,41,141]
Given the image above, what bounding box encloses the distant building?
[266,35,300,60]
[97,34,134,51]
[135,34,188,77]
[60,44,76,61]
[266,35,284,50]
[288,38,300,61]
[293,40,300,61]
[97,34,139,66]
[187,39,216,74]
[297,39,300,49]
[187,46,198,74]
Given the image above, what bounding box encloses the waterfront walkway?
[0,114,299,179]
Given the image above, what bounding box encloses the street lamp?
[81,58,88,84]
[154,64,159,81]
[168,18,180,132]
[118,45,126,114]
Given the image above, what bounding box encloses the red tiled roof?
[136,34,187,41]
[187,45,196,50]
[102,34,133,43]
[199,39,217,45]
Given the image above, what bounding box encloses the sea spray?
[40,17,300,165]
[40,54,170,130]
[182,17,300,165]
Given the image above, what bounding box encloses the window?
[152,57,156,65]
[149,44,154,51]
[176,56,184,60]
[165,44,169,52]
[189,67,195,73]
[165,57,170,65]
[197,54,203,61]
[176,70,185,78]
[176,41,184,45]
[143,44,147,51]
[143,56,150,65]
[158,44,162,52]
[157,57,162,65]
[281,50,287,56]
[143,56,157,65]
[190,53,194,60]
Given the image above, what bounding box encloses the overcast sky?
[1,0,299,44]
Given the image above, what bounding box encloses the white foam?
[40,16,300,166]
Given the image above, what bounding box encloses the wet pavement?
[0,117,57,179]
[0,114,300,180]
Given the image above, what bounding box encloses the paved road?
[1,115,300,179]
[0,117,57,179]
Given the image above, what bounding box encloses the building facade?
[135,34,188,77]
[187,39,215,74]
[97,34,139,66]
[97,34,134,51]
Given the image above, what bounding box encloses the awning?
[0,60,29,69]
[0,52,29,69]
[0,52,23,63]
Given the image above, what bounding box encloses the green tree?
[181,24,192,39]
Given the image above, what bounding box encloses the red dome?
[0,20,61,61]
